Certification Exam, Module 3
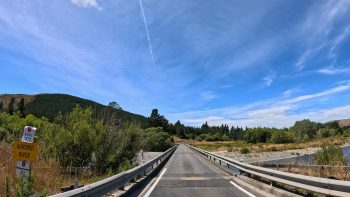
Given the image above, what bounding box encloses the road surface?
[142,144,260,197]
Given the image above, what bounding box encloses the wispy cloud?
[70,0,102,10]
[262,73,276,86]
[1,0,350,121]
[295,1,350,70]
[171,81,350,128]
[200,91,219,101]
[317,67,350,75]
[283,86,302,97]
[283,81,350,104]
[329,26,350,59]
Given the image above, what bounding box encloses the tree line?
[148,108,350,144]
[0,97,25,117]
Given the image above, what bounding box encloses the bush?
[0,106,143,172]
[244,128,272,143]
[144,131,173,151]
[240,147,250,154]
[343,129,350,137]
[314,145,347,166]
[270,131,293,144]
[290,119,318,142]
[145,127,164,133]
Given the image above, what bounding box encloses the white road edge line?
[229,181,256,197]
[143,168,167,197]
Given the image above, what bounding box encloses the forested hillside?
[0,93,148,126]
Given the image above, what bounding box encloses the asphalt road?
[142,144,259,197]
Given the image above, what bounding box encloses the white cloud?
[182,105,350,128]
[283,81,350,104]
[283,87,301,97]
[317,67,350,75]
[200,91,219,101]
[295,1,350,70]
[329,26,350,58]
[171,81,350,128]
[70,0,102,10]
[262,74,276,86]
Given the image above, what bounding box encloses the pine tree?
[8,97,15,115]
[18,98,25,118]
[149,109,169,129]
[0,101,3,112]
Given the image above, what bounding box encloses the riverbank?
[188,137,350,163]
[214,144,350,164]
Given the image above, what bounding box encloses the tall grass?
[314,145,347,166]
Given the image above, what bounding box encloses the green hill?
[0,93,148,126]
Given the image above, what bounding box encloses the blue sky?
[1,0,350,128]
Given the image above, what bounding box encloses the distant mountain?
[337,118,350,129]
[0,93,148,126]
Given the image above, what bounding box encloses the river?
[262,146,350,165]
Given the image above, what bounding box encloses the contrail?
[139,0,155,66]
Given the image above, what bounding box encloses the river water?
[263,146,350,165]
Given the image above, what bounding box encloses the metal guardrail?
[51,146,177,197]
[254,163,350,171]
[188,145,350,197]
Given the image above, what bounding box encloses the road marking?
[229,181,256,197]
[143,168,167,197]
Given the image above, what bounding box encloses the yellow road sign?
[12,141,38,161]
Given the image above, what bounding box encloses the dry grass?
[187,136,350,153]
[0,142,107,196]
[278,165,350,181]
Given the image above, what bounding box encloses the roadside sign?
[17,160,30,170]
[16,160,31,177]
[21,126,36,143]
[16,168,30,177]
[14,126,37,177]
[12,141,38,161]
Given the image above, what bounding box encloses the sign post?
[13,126,37,177]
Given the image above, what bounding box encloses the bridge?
[52,144,350,197]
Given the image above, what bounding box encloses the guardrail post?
[271,181,277,187]
[247,173,252,178]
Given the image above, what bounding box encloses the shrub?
[144,131,173,151]
[227,145,234,152]
[270,131,293,144]
[240,147,250,154]
[244,128,272,143]
[290,119,318,142]
[314,145,347,166]
[145,127,164,133]
[343,129,350,137]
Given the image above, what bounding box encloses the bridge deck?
[143,144,259,197]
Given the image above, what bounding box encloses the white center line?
[143,168,167,197]
[229,181,257,197]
